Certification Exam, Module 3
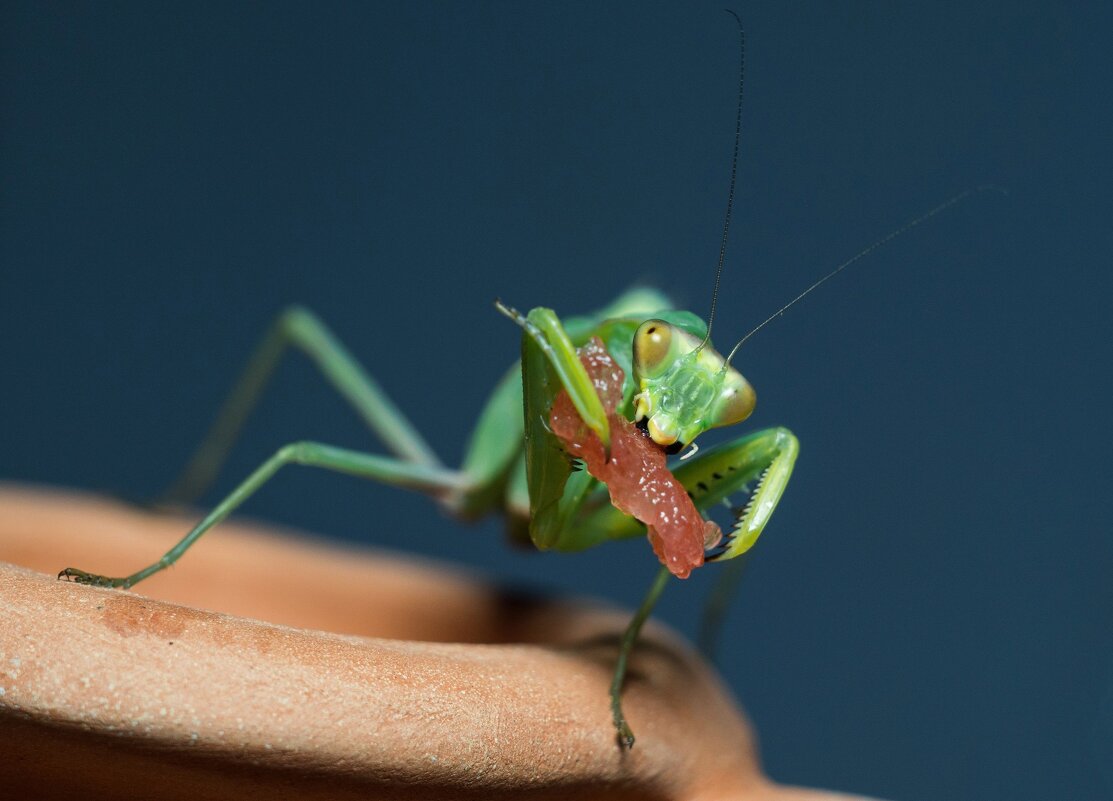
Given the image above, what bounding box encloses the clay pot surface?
[0,485,880,801]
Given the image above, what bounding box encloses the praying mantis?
[51,13,983,749]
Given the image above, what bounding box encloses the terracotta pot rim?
[0,484,874,801]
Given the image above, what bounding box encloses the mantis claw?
[610,680,636,748]
[615,719,636,750]
[57,568,127,588]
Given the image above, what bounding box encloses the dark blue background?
[2,3,1110,799]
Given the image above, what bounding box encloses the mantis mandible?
[55,14,981,748]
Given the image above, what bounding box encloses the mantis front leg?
[495,301,611,449]
[675,426,799,560]
[495,301,612,552]
[573,426,800,554]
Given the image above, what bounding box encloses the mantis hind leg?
[59,440,464,588]
[63,306,533,587]
[159,306,443,506]
[697,552,750,659]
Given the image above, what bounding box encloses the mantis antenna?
[725,185,1005,364]
[699,9,745,353]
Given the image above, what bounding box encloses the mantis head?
[632,318,755,453]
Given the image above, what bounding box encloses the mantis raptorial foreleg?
[495,302,611,449]
[675,427,799,560]
[160,306,444,506]
[572,427,799,552]
[59,441,464,588]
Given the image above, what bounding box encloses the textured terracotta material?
[0,486,879,800]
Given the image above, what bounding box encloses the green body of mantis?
[58,288,799,747]
[55,12,978,748]
[55,12,796,748]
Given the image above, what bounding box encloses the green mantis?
[56,12,785,750]
[53,14,986,750]
[58,285,799,745]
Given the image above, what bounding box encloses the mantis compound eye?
[633,319,675,379]
[708,373,756,429]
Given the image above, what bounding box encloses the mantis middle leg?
[159,306,444,505]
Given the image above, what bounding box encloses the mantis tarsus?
[55,14,987,749]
